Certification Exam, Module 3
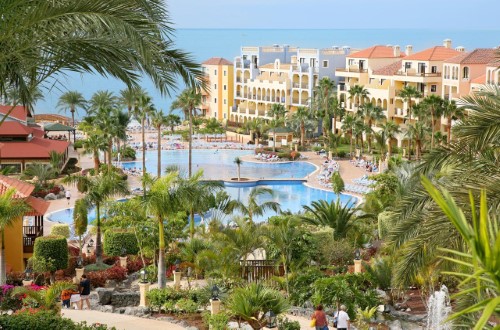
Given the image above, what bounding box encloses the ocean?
[36,28,500,117]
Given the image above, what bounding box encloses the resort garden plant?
[103,230,139,257]
[50,224,70,239]
[32,235,69,284]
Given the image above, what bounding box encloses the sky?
[167,0,500,30]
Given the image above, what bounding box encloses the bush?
[175,298,199,313]
[337,150,347,158]
[50,224,70,238]
[126,257,147,273]
[33,236,68,272]
[277,317,301,330]
[73,140,84,149]
[103,230,139,257]
[288,268,325,306]
[203,312,230,330]
[147,287,209,313]
[85,265,127,288]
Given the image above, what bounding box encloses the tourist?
[334,305,350,330]
[79,274,91,310]
[61,288,79,309]
[311,304,328,330]
[65,189,71,205]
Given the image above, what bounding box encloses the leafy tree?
[330,171,345,194]
[73,199,88,258]
[32,236,69,283]
[57,91,87,127]
[0,189,29,284]
[235,187,280,222]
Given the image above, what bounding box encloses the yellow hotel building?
[200,57,234,122]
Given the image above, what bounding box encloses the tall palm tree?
[57,91,87,127]
[405,122,429,160]
[268,103,288,120]
[81,134,107,174]
[313,78,336,140]
[358,103,386,153]
[88,90,118,115]
[165,113,182,135]
[0,189,29,284]
[134,91,155,182]
[379,120,401,158]
[245,118,264,145]
[141,172,187,288]
[291,106,311,146]
[267,118,284,153]
[442,99,464,144]
[398,86,422,160]
[63,172,129,265]
[234,157,242,181]
[348,85,370,111]
[301,199,360,240]
[235,187,281,222]
[341,113,357,156]
[0,0,204,125]
[171,88,202,178]
[151,109,168,178]
[421,95,444,149]
[221,217,264,264]
[119,87,139,117]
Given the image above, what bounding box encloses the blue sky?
[168,0,500,29]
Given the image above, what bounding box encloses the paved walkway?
[62,309,186,330]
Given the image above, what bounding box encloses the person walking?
[65,189,71,206]
[335,305,350,330]
[79,274,91,310]
[311,304,329,330]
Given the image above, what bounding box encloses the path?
[62,309,185,330]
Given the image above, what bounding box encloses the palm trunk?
[157,125,161,178]
[107,139,113,172]
[367,121,373,153]
[430,109,435,149]
[447,116,452,144]
[95,204,102,265]
[141,117,146,177]
[237,165,241,181]
[93,150,100,174]
[333,114,337,134]
[190,210,195,239]
[349,130,353,156]
[407,101,413,161]
[157,217,166,288]
[188,110,193,178]
[387,138,392,158]
[300,121,305,146]
[273,131,276,152]
[0,230,6,285]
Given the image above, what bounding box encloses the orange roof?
[404,46,461,61]
[445,48,498,64]
[0,105,28,122]
[0,137,69,159]
[0,122,33,136]
[372,60,403,76]
[471,74,486,84]
[26,196,50,216]
[349,46,405,59]
[0,175,34,198]
[202,57,233,66]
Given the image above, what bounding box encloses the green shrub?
[50,224,70,238]
[33,236,68,271]
[147,287,209,313]
[277,152,291,160]
[203,312,230,330]
[288,268,325,306]
[0,310,116,329]
[103,230,139,256]
[337,150,347,158]
[277,317,301,330]
[73,140,83,149]
[175,298,199,313]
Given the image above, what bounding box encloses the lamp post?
[265,311,277,328]
[210,285,221,315]
[75,256,85,283]
[138,269,150,307]
[173,260,181,289]
[22,267,33,286]
[119,247,128,269]
[354,248,362,273]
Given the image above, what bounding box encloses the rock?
[376,289,389,302]
[105,280,118,288]
[178,321,189,328]
[95,288,114,305]
[388,320,403,330]
[110,291,140,307]
[124,307,134,315]
[58,191,66,198]
[44,193,57,200]
[185,327,198,330]
[406,308,412,312]
[102,305,114,313]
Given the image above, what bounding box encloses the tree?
[73,199,88,259]
[151,109,168,178]
[358,103,386,153]
[32,236,68,283]
[330,172,345,194]
[291,106,311,146]
[267,118,284,153]
[119,87,139,117]
[81,134,107,174]
[245,118,265,145]
[405,122,429,160]
[57,91,87,128]
[23,163,56,187]
[165,113,182,135]
[341,113,357,156]
[348,85,370,111]
[398,86,422,160]
[171,88,202,177]
[441,99,464,144]
[234,157,242,181]
[0,189,29,284]
[268,103,288,120]
[379,120,401,158]
[421,95,444,149]
[0,0,204,125]
[63,172,129,266]
[302,199,360,240]
[235,187,281,222]
[133,90,155,182]
[313,78,337,141]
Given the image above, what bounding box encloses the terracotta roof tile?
[471,74,486,84]
[445,48,498,64]
[26,196,50,216]
[0,122,33,136]
[404,46,461,61]
[202,57,233,66]
[372,60,403,76]
[0,137,69,159]
[0,175,34,198]
[0,105,28,122]
[349,46,405,59]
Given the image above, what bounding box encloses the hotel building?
[200,57,234,122]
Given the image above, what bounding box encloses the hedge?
[33,236,68,271]
[0,310,115,329]
[50,224,70,238]
[103,230,139,257]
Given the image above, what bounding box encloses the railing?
[395,71,441,77]
[236,77,242,83]
[241,260,284,282]
[23,225,42,236]
[336,68,368,73]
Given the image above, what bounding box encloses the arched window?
[463,67,469,79]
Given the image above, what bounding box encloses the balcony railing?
[336,68,368,73]
[395,71,441,77]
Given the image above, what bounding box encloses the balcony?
[395,71,441,77]
[394,71,442,83]
[336,67,368,79]
[336,68,368,73]
[293,83,309,89]
[23,225,43,253]
[292,98,309,105]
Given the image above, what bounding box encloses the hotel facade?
[200,57,234,122]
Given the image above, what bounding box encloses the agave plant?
[11,282,77,311]
[225,283,290,330]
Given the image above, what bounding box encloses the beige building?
[200,57,234,121]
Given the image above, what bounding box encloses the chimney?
[393,45,400,57]
[455,46,465,52]
[443,39,452,49]
[342,46,351,55]
[405,45,413,56]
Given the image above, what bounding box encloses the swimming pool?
[120,149,317,179]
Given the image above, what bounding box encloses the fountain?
[426,285,452,330]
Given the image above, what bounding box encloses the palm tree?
[0,189,29,284]
[341,113,357,156]
[88,90,118,115]
[405,122,429,160]
[221,217,263,264]
[291,106,311,146]
[0,1,204,125]
[301,199,360,240]
[421,95,444,149]
[12,281,77,312]
[268,103,288,120]
[119,87,139,117]
[141,172,187,288]
[171,88,202,178]
[235,187,281,222]
[63,172,129,266]
[234,157,242,181]
[151,109,168,178]
[313,78,336,140]
[348,85,370,111]
[57,91,87,129]
[379,120,401,158]
[134,91,155,182]
[358,103,386,153]
[398,86,422,160]
[267,118,284,152]
[245,118,264,145]
[82,134,107,174]
[165,113,182,135]
[442,99,464,144]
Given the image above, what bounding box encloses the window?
[224,70,227,76]
[214,69,217,75]
[214,98,217,103]
[223,113,226,119]
[431,66,437,73]
[348,59,355,66]
[322,60,328,68]
[214,84,217,89]
[431,85,437,92]
[224,99,227,105]
[224,85,227,91]
[405,62,412,70]
[463,67,469,79]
